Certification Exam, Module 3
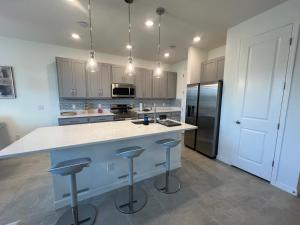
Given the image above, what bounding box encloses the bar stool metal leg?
[55,174,97,225]
[155,147,181,194]
[50,158,97,225]
[115,147,147,214]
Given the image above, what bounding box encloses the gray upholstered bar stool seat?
[115,146,147,214]
[155,138,181,194]
[49,158,96,225]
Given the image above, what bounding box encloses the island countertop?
[0,120,196,159]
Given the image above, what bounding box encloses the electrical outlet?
[107,162,115,172]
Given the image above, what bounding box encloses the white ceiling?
[0,0,286,64]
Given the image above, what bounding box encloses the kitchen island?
[0,120,196,209]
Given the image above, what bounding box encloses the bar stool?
[49,158,96,225]
[155,139,181,194]
[115,146,147,214]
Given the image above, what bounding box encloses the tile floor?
[1,147,300,225]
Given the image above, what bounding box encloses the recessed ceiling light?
[71,33,80,40]
[164,52,170,58]
[126,44,132,50]
[145,20,154,27]
[193,36,201,43]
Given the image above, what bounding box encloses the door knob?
[235,120,241,124]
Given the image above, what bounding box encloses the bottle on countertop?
[98,104,103,113]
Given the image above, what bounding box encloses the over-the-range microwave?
[111,83,135,98]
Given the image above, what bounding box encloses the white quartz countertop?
[0,120,196,159]
[58,112,115,119]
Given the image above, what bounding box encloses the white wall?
[186,47,208,84]
[218,1,300,195]
[171,60,188,121]
[0,37,171,144]
[207,45,226,60]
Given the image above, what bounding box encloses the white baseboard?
[273,181,298,196]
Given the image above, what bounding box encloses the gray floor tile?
[1,147,300,225]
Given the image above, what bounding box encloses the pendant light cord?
[88,0,94,52]
[128,3,132,59]
[157,14,161,65]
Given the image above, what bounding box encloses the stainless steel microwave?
[111,83,135,98]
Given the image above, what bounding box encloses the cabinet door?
[153,71,167,98]
[56,57,74,98]
[87,63,101,98]
[201,60,217,83]
[135,68,144,98]
[144,69,153,98]
[112,65,125,83]
[216,57,225,80]
[100,63,112,98]
[167,72,177,99]
[112,65,135,84]
[72,59,86,98]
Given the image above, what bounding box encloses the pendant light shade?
[154,7,165,79]
[154,62,162,78]
[125,57,135,76]
[86,0,99,73]
[86,51,99,73]
[125,0,135,76]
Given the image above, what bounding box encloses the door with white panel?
[233,25,293,181]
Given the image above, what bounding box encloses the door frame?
[270,18,300,195]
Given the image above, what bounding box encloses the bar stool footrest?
[55,204,97,225]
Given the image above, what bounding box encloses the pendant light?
[86,0,99,73]
[125,0,135,76]
[154,7,165,79]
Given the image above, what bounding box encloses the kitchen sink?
[131,119,154,125]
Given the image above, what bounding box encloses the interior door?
[233,25,293,181]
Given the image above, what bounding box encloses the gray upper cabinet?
[167,72,177,99]
[135,68,153,98]
[112,65,135,84]
[201,56,225,83]
[216,57,225,81]
[152,71,168,98]
[56,57,86,98]
[87,63,111,98]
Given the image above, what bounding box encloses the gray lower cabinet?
[58,117,89,126]
[201,56,225,83]
[167,72,177,99]
[135,68,153,98]
[58,116,114,126]
[56,57,87,98]
[87,63,111,98]
[112,65,135,84]
[152,72,168,98]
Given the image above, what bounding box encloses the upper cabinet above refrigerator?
[201,57,225,83]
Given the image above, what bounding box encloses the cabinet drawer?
[88,116,114,123]
[58,117,89,126]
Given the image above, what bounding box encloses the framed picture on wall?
[0,66,16,99]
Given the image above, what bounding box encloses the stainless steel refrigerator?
[184,81,223,158]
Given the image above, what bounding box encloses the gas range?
[110,104,138,121]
